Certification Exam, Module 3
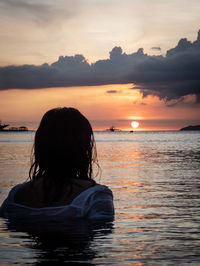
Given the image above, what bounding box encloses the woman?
[0,107,114,221]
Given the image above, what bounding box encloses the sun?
[131,121,139,129]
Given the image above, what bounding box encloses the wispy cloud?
[0,0,77,25]
[151,47,161,51]
[106,90,119,94]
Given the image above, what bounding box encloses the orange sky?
[1,84,199,131]
[1,1,200,131]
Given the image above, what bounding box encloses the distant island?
[0,121,28,132]
[180,125,200,131]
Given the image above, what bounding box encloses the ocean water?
[0,131,200,265]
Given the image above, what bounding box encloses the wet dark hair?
[29,107,97,203]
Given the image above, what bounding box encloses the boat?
[0,123,9,131]
[106,126,121,132]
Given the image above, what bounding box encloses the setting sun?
[131,121,139,129]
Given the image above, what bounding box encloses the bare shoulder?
[15,181,32,196]
[15,179,41,194]
[73,179,95,189]
[14,179,43,207]
[14,178,96,207]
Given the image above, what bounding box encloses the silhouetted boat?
[106,126,121,132]
[0,123,9,131]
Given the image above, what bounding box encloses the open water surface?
[0,131,200,265]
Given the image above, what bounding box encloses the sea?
[0,131,200,265]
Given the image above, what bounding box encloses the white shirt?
[0,183,114,221]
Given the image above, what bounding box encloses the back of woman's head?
[30,107,97,184]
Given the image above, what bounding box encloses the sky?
[0,0,200,130]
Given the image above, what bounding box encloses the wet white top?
[0,184,114,221]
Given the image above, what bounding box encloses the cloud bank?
[0,30,200,103]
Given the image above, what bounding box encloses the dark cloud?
[166,98,184,107]
[0,30,200,104]
[106,90,118,93]
[132,101,147,105]
[151,47,161,51]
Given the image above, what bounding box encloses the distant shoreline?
[0,129,200,133]
[0,130,29,132]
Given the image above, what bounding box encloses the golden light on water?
[131,121,139,129]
